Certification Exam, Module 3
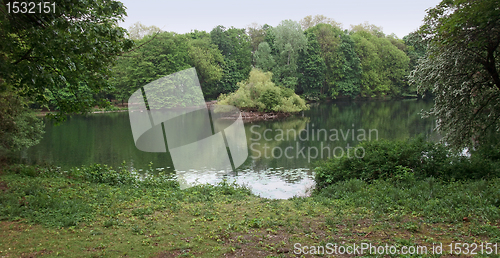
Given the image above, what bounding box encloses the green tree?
[262,24,277,56]
[351,30,409,97]
[350,22,385,38]
[306,24,362,98]
[187,33,225,98]
[109,32,191,103]
[335,32,362,98]
[0,0,133,118]
[411,0,500,149]
[210,26,232,56]
[246,23,266,54]
[387,33,407,52]
[0,92,44,158]
[110,29,225,100]
[254,42,276,72]
[252,24,278,72]
[403,31,427,95]
[271,20,308,89]
[306,24,342,97]
[0,0,132,156]
[297,31,326,99]
[376,36,410,96]
[403,32,427,73]
[209,26,252,95]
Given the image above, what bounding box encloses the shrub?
[314,137,500,190]
[71,163,137,186]
[217,68,308,113]
[0,91,44,160]
[7,164,57,178]
[258,87,281,111]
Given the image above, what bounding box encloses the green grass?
[0,164,499,257]
[315,177,500,223]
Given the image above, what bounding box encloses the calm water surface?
[28,99,437,199]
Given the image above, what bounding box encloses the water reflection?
[175,167,314,199]
[244,99,438,170]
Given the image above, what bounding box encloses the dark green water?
[28,99,437,199]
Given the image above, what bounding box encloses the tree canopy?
[411,0,500,149]
[0,0,133,118]
[109,18,421,103]
[270,20,308,89]
[209,26,252,96]
[297,31,326,99]
[0,0,133,156]
[109,32,192,104]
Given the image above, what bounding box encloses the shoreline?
[36,102,297,122]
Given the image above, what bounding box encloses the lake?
[27,99,438,199]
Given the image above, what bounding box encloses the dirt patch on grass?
[152,249,203,258]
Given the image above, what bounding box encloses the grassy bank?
[0,162,499,257]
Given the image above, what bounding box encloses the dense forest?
[1,0,498,155]
[108,16,426,104]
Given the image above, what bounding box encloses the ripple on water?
[171,167,315,199]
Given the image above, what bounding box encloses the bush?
[0,91,44,159]
[314,137,500,190]
[7,164,58,178]
[217,68,309,113]
[70,163,137,186]
[258,87,281,110]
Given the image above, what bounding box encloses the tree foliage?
[246,23,266,54]
[350,22,385,38]
[352,30,409,97]
[403,31,427,95]
[252,20,410,99]
[0,0,133,156]
[186,32,224,96]
[307,24,362,98]
[306,24,342,97]
[0,92,44,157]
[109,32,191,103]
[255,42,276,72]
[411,0,500,149]
[335,33,363,97]
[270,20,308,89]
[297,31,326,100]
[0,0,133,118]
[209,26,252,96]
